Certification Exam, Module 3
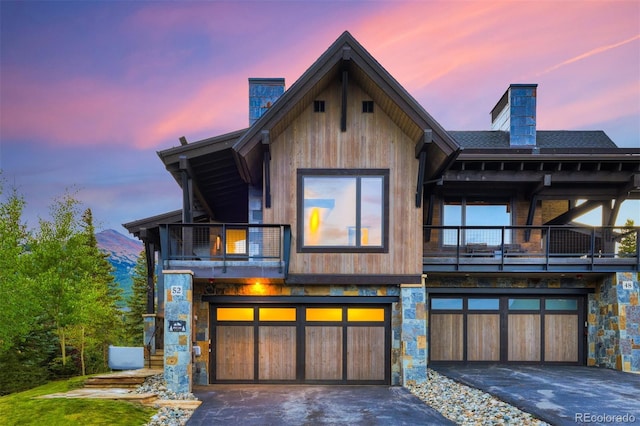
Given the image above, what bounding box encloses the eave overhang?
[439,148,640,200]
[157,129,249,222]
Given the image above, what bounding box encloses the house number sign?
[171,286,183,296]
[622,281,634,290]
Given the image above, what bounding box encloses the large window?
[297,169,388,252]
[443,198,512,245]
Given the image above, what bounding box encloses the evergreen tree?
[619,219,637,256]
[73,208,124,374]
[0,179,38,352]
[125,250,149,346]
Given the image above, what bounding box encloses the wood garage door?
[211,305,390,384]
[429,296,584,364]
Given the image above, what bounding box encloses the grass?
[0,376,157,426]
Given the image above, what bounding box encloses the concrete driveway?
[433,365,640,426]
[187,385,453,425]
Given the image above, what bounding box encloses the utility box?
[108,346,144,370]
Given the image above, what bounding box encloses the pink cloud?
[2,0,637,153]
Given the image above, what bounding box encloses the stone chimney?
[249,78,285,126]
[490,84,537,146]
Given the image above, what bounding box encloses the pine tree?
[76,208,124,373]
[0,180,41,352]
[619,219,637,257]
[125,251,149,346]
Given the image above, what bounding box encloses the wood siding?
[258,326,297,380]
[430,314,464,361]
[216,326,254,380]
[305,326,343,380]
[467,314,500,361]
[266,79,422,276]
[544,314,578,362]
[508,314,541,361]
[347,326,385,380]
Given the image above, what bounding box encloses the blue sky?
[1,0,638,233]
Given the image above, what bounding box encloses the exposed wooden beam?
[544,200,602,225]
[144,240,155,314]
[415,130,432,207]
[179,157,192,223]
[262,130,271,209]
[341,68,348,132]
[443,170,634,184]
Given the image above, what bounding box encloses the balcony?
[423,226,639,273]
[159,223,291,281]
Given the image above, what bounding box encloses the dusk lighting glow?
[1,1,638,232]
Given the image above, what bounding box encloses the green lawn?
[0,376,157,426]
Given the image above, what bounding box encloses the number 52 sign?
[171,286,183,296]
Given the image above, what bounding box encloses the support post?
[164,270,193,394]
[400,282,427,385]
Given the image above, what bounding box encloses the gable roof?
[233,31,460,185]
[450,130,618,150]
[157,129,249,222]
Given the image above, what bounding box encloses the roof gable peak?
[234,31,459,185]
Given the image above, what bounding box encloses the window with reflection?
[443,198,512,245]
[431,298,463,310]
[297,169,388,252]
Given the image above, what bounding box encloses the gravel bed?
[408,369,551,425]
[134,374,197,426]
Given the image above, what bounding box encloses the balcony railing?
[423,225,639,273]
[159,223,291,280]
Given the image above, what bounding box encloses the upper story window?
[314,100,325,112]
[297,169,389,252]
[443,198,512,245]
[362,101,374,113]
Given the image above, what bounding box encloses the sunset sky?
[1,0,639,233]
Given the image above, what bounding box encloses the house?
[124,31,640,393]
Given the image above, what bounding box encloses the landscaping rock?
[408,369,551,426]
[136,374,197,426]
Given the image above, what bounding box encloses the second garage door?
[429,295,584,364]
[211,305,390,384]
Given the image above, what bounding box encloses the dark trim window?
[314,100,325,112]
[362,101,374,113]
[443,198,512,245]
[297,169,389,252]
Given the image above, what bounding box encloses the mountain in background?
[96,229,143,300]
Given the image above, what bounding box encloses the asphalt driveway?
[187,384,453,425]
[433,364,640,426]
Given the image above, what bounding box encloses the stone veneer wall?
[163,271,193,394]
[191,282,425,386]
[590,272,640,372]
[399,284,427,385]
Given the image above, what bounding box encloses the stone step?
[83,368,162,389]
[84,383,141,389]
[84,377,147,388]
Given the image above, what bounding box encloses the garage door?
[429,296,584,364]
[211,305,390,384]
